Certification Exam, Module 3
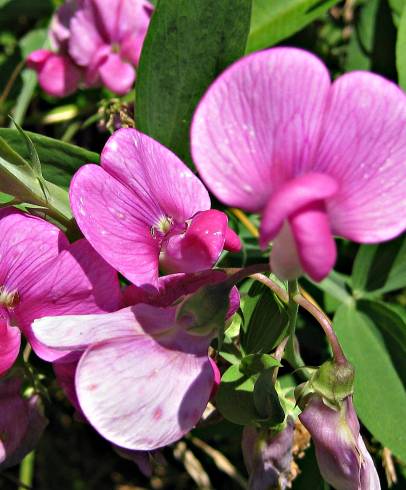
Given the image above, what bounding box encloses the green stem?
[18,451,35,490]
[284,280,305,370]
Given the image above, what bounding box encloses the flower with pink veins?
[0,208,121,376]
[33,271,238,450]
[69,128,241,290]
[191,47,406,281]
[27,0,153,96]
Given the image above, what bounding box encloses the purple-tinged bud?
[0,378,48,470]
[299,395,380,490]
[242,418,295,490]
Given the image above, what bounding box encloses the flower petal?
[76,335,213,450]
[69,2,103,66]
[100,128,211,223]
[0,321,21,376]
[315,71,406,242]
[98,52,135,95]
[38,54,82,97]
[160,210,228,274]
[191,47,330,211]
[70,164,159,287]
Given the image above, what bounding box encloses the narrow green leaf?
[253,368,285,425]
[389,0,406,26]
[352,235,406,296]
[334,303,406,461]
[11,119,43,179]
[397,3,406,90]
[246,0,338,53]
[136,0,252,166]
[0,129,99,188]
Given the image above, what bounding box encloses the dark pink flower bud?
[242,419,294,490]
[0,378,48,470]
[299,395,380,490]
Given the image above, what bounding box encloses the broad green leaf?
[246,0,338,53]
[397,3,406,90]
[0,136,71,226]
[0,129,99,188]
[334,303,406,461]
[240,353,281,376]
[136,0,252,166]
[352,235,406,296]
[241,280,289,355]
[389,0,406,25]
[253,368,285,425]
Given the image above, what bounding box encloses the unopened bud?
[299,395,380,490]
[242,418,295,490]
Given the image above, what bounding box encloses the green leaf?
[136,0,252,166]
[397,3,406,90]
[253,368,285,425]
[246,0,338,53]
[240,353,281,376]
[240,279,289,355]
[352,235,406,297]
[216,364,259,425]
[0,129,99,188]
[389,0,406,25]
[334,303,406,461]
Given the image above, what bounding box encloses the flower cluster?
[4,28,406,487]
[27,0,153,96]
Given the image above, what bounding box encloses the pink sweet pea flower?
[28,0,153,96]
[70,128,241,289]
[32,271,237,450]
[0,208,121,373]
[0,377,48,470]
[191,47,406,281]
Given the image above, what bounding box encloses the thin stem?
[18,451,35,490]
[272,336,289,383]
[229,208,259,238]
[0,61,24,106]
[285,280,303,369]
[293,293,347,365]
[249,273,288,303]
[223,263,270,287]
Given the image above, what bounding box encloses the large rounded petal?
[315,71,406,242]
[69,2,103,66]
[191,48,331,211]
[100,128,211,224]
[98,53,135,95]
[0,321,21,376]
[70,164,160,287]
[38,54,82,97]
[76,335,213,450]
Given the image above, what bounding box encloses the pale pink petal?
[76,335,213,450]
[160,210,228,274]
[70,164,159,287]
[98,52,135,95]
[289,203,336,281]
[315,72,406,242]
[16,239,122,361]
[69,2,104,66]
[260,173,338,247]
[191,48,331,211]
[116,0,153,43]
[0,321,21,376]
[84,44,110,86]
[86,0,122,41]
[49,0,81,50]
[100,128,211,223]
[32,304,175,351]
[38,54,82,97]
[270,223,303,281]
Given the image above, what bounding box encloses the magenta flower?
[300,395,380,490]
[27,0,153,96]
[0,377,47,469]
[70,128,241,289]
[0,208,121,374]
[191,47,406,281]
[32,272,237,450]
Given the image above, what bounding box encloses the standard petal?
[70,164,159,287]
[98,53,135,95]
[100,128,211,224]
[76,335,213,450]
[38,54,82,97]
[16,239,122,361]
[315,71,406,242]
[160,210,228,274]
[69,2,103,66]
[0,321,21,376]
[191,47,331,211]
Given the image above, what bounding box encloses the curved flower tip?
[0,321,21,377]
[0,378,48,470]
[70,128,240,288]
[299,395,381,490]
[191,47,406,281]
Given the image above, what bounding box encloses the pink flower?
[27,0,153,96]
[0,377,48,470]
[0,208,121,374]
[69,128,241,290]
[191,47,406,281]
[32,271,237,450]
